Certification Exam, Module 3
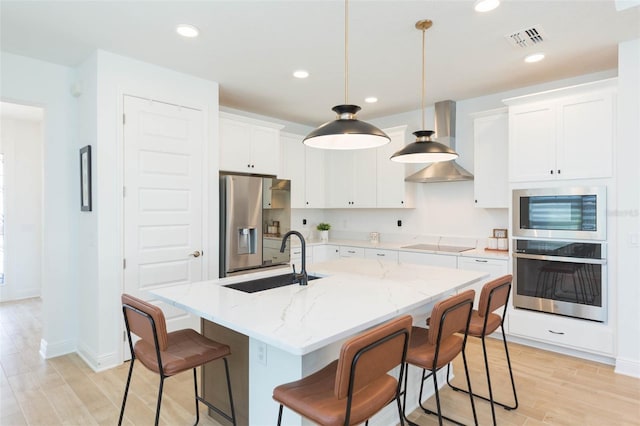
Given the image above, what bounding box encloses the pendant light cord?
[421,26,426,130]
[344,0,349,105]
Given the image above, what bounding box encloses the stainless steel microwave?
[512,186,606,241]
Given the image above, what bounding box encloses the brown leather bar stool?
[446,275,518,426]
[273,315,412,426]
[119,294,236,426]
[402,289,477,426]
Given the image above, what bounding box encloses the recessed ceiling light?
[474,0,500,12]
[525,53,545,63]
[293,70,309,79]
[364,97,378,103]
[176,24,199,38]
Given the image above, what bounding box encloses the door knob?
[190,250,201,258]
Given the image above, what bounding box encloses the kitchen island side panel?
[202,319,249,426]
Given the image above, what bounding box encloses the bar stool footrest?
[446,381,518,410]
[196,396,235,424]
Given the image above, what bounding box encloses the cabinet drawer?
[339,246,365,258]
[364,248,398,262]
[398,251,457,268]
[508,309,613,355]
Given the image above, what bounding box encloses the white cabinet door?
[250,126,280,175]
[377,126,413,208]
[220,117,253,172]
[457,257,508,306]
[325,150,377,208]
[473,110,509,208]
[313,245,340,263]
[305,147,325,208]
[508,308,614,355]
[557,92,614,179]
[507,79,615,183]
[325,151,354,208]
[353,149,377,208]
[398,251,457,268]
[280,133,306,208]
[290,246,312,272]
[219,113,282,175]
[365,248,399,262]
[509,103,557,182]
[339,246,365,258]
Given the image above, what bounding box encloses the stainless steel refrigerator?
[219,174,291,277]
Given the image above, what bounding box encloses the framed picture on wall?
[80,145,92,211]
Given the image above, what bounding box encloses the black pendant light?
[390,20,459,163]
[303,0,390,150]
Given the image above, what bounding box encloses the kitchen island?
[151,258,487,425]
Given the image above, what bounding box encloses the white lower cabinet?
[364,248,399,262]
[263,238,289,266]
[398,251,457,268]
[457,256,508,306]
[339,246,365,258]
[312,245,340,263]
[508,308,614,356]
[290,246,312,271]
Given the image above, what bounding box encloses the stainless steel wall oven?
[512,239,606,322]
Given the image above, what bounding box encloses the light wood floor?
[1,297,639,425]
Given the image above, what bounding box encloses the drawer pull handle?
[475,259,488,263]
[348,250,356,253]
[376,253,385,257]
[548,330,565,335]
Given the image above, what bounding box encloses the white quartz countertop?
[150,258,488,356]
[292,238,509,260]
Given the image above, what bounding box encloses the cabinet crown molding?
[219,111,284,130]
[502,78,617,106]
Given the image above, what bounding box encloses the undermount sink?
[224,273,322,293]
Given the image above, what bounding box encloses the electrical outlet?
[256,341,267,365]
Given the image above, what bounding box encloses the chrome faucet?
[279,230,308,286]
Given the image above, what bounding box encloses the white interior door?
[123,95,204,334]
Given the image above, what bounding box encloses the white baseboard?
[614,356,640,378]
[39,337,75,359]
[76,343,120,372]
[506,334,616,365]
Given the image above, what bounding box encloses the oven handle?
[513,253,607,265]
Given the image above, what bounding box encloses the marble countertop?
[150,258,488,356]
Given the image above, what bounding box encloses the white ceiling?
[1,1,638,126]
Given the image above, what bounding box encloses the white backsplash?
[290,182,508,247]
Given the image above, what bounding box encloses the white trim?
[615,356,640,378]
[39,337,76,359]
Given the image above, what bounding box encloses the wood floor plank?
[2,297,639,426]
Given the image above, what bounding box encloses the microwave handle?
[514,253,606,265]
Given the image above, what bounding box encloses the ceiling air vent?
[505,26,546,48]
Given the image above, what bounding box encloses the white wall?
[0,117,43,301]
[615,38,640,377]
[0,52,78,358]
[73,50,220,371]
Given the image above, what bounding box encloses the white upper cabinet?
[506,79,615,182]
[376,126,414,208]
[280,133,325,208]
[304,146,325,208]
[325,149,377,208]
[473,109,509,208]
[219,112,283,176]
